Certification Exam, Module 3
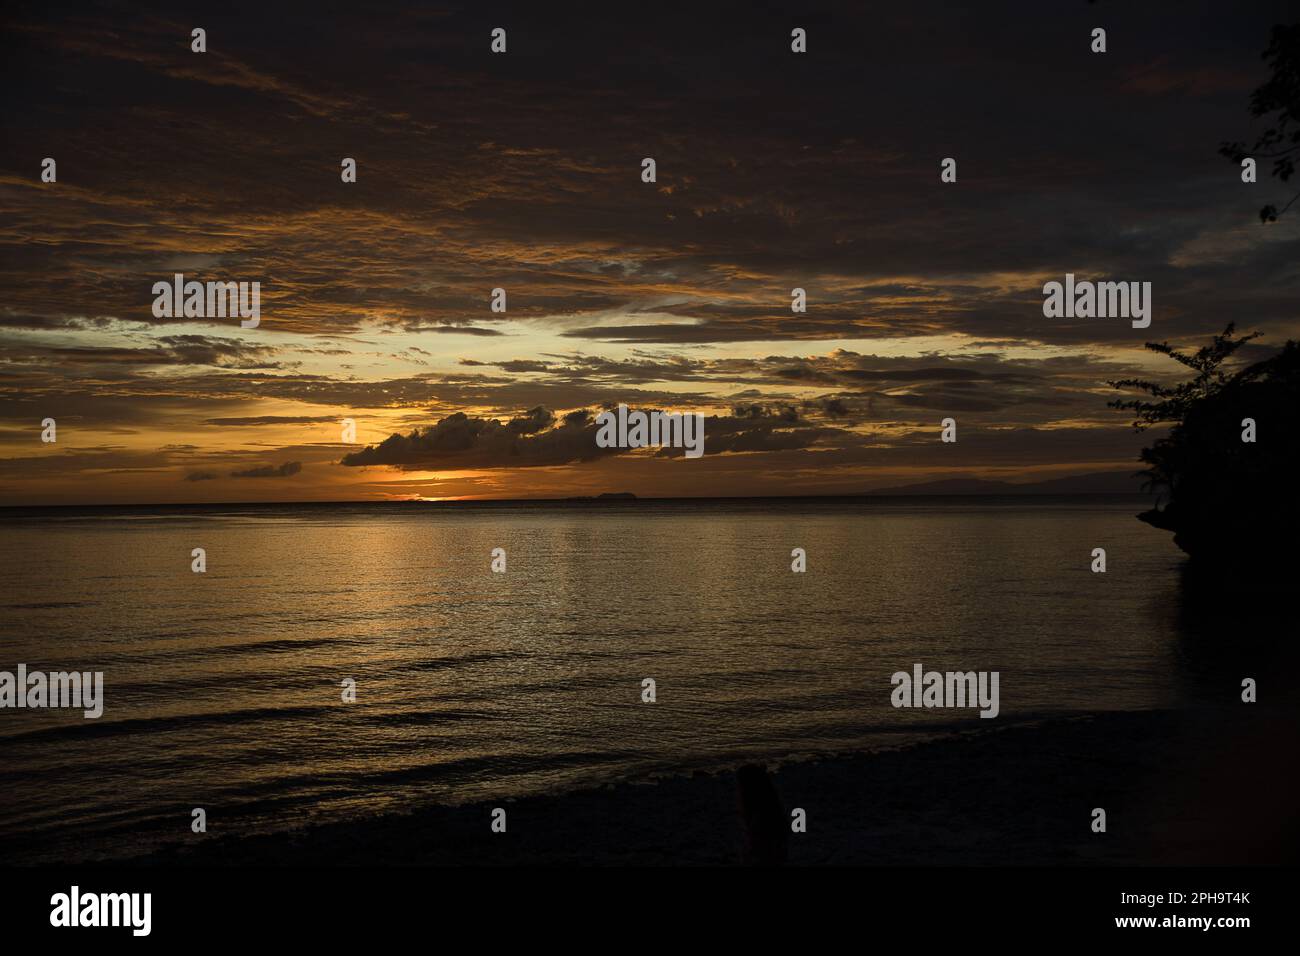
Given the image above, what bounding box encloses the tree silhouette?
[1108,326,1300,570]
[1220,23,1300,222]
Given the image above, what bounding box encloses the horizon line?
[0,489,1155,511]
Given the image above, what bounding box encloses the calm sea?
[0,496,1204,861]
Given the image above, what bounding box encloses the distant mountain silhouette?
[868,471,1146,496]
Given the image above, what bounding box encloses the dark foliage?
[1109,326,1300,571]
[1220,23,1300,222]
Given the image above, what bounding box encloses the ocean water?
[0,496,1203,861]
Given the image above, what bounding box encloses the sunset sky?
[2,1,1297,504]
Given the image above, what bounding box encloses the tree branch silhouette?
[1219,23,1300,222]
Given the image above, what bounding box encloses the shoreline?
[98,706,1295,866]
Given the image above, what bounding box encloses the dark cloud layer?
[342,408,613,469]
[230,461,303,479]
[2,0,1296,344]
[0,1,1295,502]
